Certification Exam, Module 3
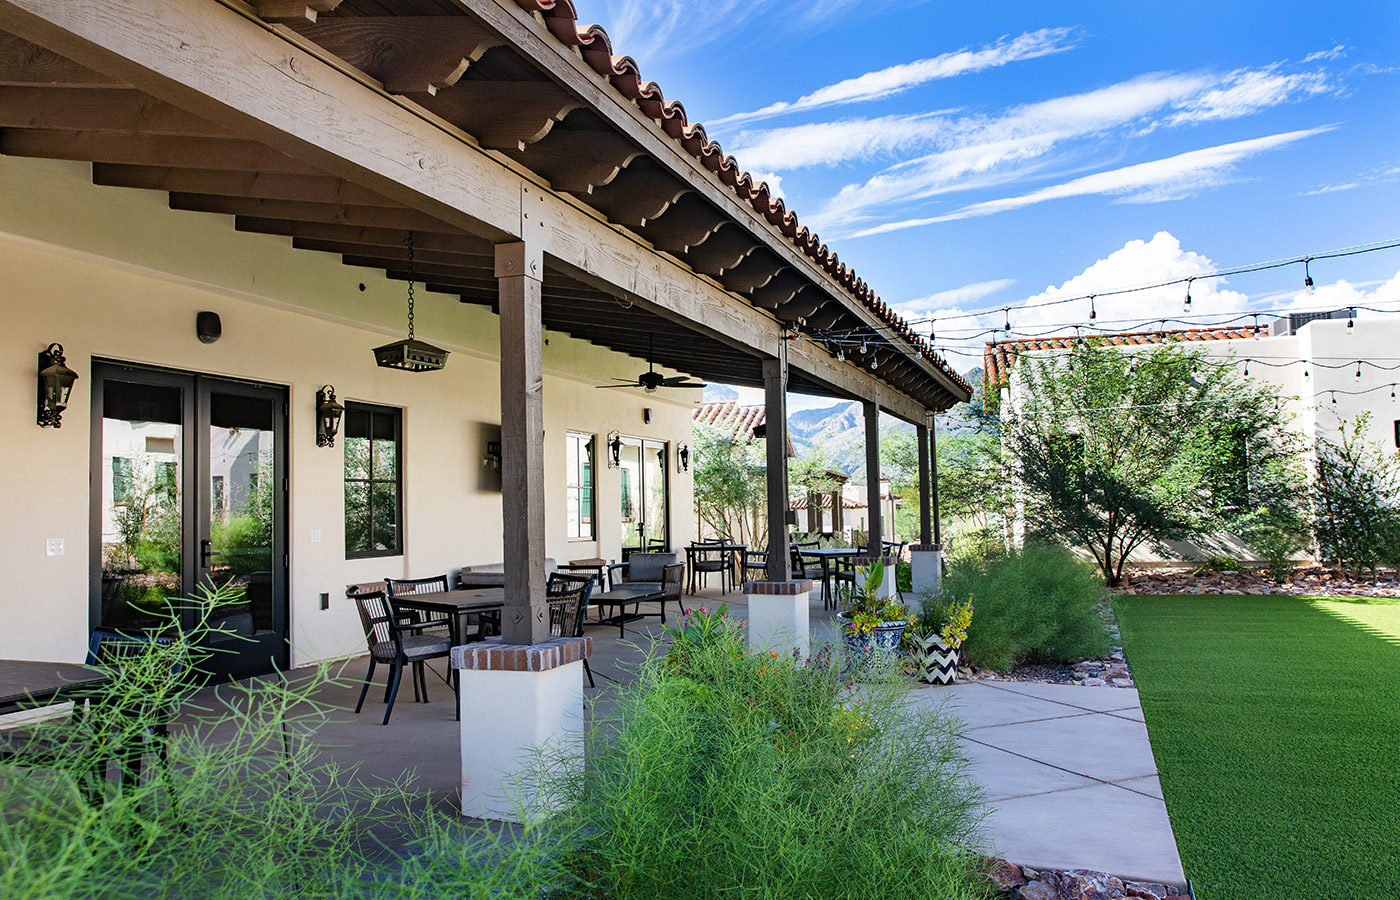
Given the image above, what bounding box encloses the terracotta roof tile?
[511,0,968,396]
[982,326,1255,391]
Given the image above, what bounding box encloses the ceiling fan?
[596,337,707,393]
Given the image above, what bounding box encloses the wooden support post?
[763,352,792,582]
[917,416,932,547]
[831,489,843,536]
[930,413,942,545]
[496,241,548,645]
[863,399,882,555]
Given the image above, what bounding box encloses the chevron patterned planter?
[915,633,959,685]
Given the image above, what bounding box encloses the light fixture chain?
[405,230,416,339]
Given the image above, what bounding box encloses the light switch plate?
[46,538,64,557]
[311,529,322,543]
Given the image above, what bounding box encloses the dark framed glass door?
[91,363,288,680]
[619,437,669,556]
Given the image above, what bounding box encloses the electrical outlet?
[310,529,322,544]
[319,592,330,611]
[46,538,64,557]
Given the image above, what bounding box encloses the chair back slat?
[661,563,685,602]
[385,575,449,597]
[352,590,397,652]
[547,573,594,638]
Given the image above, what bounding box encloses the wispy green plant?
[0,582,549,899]
[526,633,989,900]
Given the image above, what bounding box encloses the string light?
[1253,314,1261,340]
[859,338,868,354]
[1347,308,1354,334]
[1004,308,1011,332]
[1089,295,1097,321]
[1304,258,1315,294]
[1355,361,1363,381]
[1183,279,1193,314]
[1243,359,1250,377]
[870,354,879,370]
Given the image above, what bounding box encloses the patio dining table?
[588,586,663,638]
[801,548,863,607]
[0,659,112,715]
[387,588,506,721]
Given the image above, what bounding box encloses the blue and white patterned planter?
[836,615,909,675]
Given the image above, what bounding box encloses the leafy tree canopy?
[1001,342,1302,585]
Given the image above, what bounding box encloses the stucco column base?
[451,636,591,823]
[909,544,944,610]
[859,555,899,600]
[744,580,812,659]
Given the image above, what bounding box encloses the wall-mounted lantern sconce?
[606,431,622,468]
[484,440,502,472]
[37,343,78,428]
[643,407,652,425]
[676,442,690,473]
[315,385,344,447]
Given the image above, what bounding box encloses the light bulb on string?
[1303,365,1310,380]
[1331,391,1337,405]
[1347,308,1354,334]
[1089,295,1097,321]
[1004,308,1011,333]
[859,337,868,354]
[1243,359,1250,377]
[1183,279,1193,314]
[837,346,846,362]
[1355,361,1363,381]
[870,354,879,370]
[1304,258,1315,294]
[1391,384,1396,401]
[1252,314,1261,340]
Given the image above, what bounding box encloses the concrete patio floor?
[199,586,1184,885]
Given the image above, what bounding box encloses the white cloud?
[847,127,1333,238]
[1300,164,1400,196]
[1304,44,1347,63]
[922,233,1256,363]
[1165,65,1333,126]
[729,114,948,171]
[748,171,785,201]
[893,279,1018,313]
[712,28,1078,127]
[1276,269,1400,314]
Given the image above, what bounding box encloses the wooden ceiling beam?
[0,85,226,134]
[0,129,323,173]
[638,192,725,255]
[575,161,689,227]
[718,253,787,293]
[91,163,395,206]
[251,0,343,26]
[748,269,808,311]
[0,32,116,86]
[418,81,583,151]
[166,192,454,232]
[291,237,492,268]
[290,17,503,97]
[233,216,489,254]
[506,124,642,194]
[775,286,830,326]
[680,222,759,277]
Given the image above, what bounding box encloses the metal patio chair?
[350,589,451,726]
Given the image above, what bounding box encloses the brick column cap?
[909,543,944,552]
[451,636,591,672]
[743,579,814,595]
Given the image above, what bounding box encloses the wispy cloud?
[1300,164,1400,196]
[894,279,1018,312]
[1164,65,1333,126]
[848,128,1333,238]
[1304,44,1348,63]
[711,27,1079,127]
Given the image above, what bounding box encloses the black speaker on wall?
[196,311,222,344]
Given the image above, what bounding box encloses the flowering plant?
[838,559,913,636]
[907,588,975,649]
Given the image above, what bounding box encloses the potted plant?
[835,559,913,673]
[905,588,974,684]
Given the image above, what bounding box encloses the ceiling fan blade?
[595,383,642,389]
[669,382,708,389]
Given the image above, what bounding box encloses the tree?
[691,424,768,548]
[1000,342,1302,586]
[1311,412,1400,578]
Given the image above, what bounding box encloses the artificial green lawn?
[1114,594,1400,900]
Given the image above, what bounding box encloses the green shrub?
[945,544,1110,670]
[531,609,988,900]
[946,525,1008,567]
[0,584,549,899]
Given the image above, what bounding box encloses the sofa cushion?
[625,552,680,584]
[457,559,557,589]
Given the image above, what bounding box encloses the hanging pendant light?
[374,231,449,372]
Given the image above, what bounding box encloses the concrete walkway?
[190,588,1184,885]
[907,679,1185,884]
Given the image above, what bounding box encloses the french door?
[90,363,288,680]
[619,438,669,556]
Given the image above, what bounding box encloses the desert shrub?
[945,543,1110,670]
[0,585,548,900]
[946,524,1008,567]
[531,608,988,900]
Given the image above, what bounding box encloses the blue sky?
[583,0,1400,393]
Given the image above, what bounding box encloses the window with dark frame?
[344,403,402,557]
[566,432,595,540]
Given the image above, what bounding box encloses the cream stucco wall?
[0,157,697,665]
